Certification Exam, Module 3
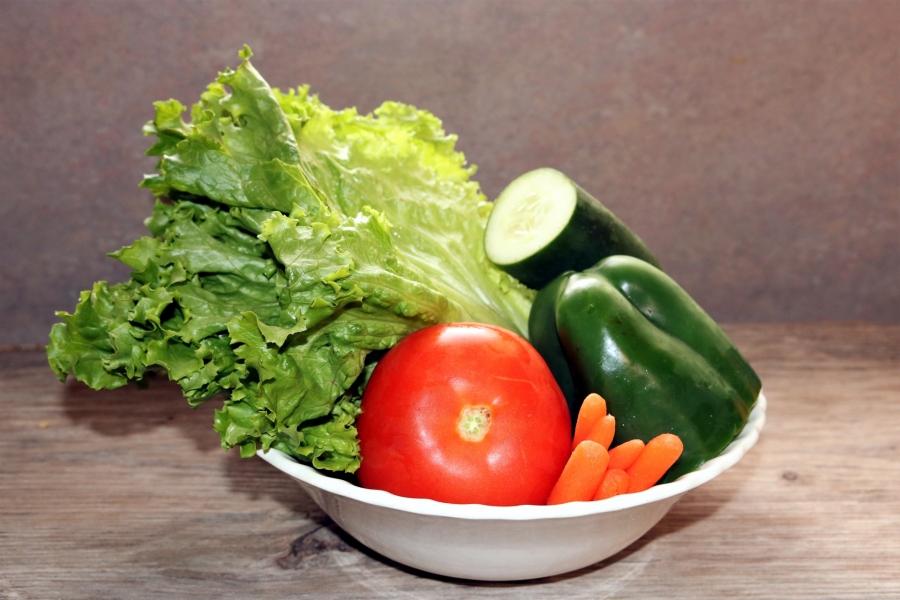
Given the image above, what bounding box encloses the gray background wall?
[1,0,898,345]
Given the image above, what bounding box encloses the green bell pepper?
[529,255,761,482]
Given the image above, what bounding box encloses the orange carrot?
[547,441,610,505]
[586,414,616,450]
[571,393,607,451]
[626,433,684,493]
[593,469,630,500]
[607,439,646,471]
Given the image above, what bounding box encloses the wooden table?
[2,323,899,599]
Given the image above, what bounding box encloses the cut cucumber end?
[485,167,661,290]
[485,168,577,267]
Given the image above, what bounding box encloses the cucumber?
[484,168,661,289]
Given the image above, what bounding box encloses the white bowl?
[259,392,766,581]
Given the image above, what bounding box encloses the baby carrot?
[626,433,684,493]
[586,414,616,450]
[547,441,610,505]
[571,393,607,451]
[607,439,646,471]
[593,468,630,500]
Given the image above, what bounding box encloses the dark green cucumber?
[484,168,661,289]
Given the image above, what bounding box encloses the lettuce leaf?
[48,46,533,472]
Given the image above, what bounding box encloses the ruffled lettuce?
[48,47,532,472]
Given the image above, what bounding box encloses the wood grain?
[2,323,899,599]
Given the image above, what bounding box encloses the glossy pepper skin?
[529,255,761,483]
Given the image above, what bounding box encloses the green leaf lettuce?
[48,46,533,473]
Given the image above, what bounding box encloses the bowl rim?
[258,391,766,521]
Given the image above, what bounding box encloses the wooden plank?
[1,323,899,598]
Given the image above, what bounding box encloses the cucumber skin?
[496,183,661,290]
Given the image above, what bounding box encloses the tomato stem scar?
[457,405,492,442]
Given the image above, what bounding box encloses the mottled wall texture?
[1,0,898,344]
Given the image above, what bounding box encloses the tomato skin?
[356,323,572,506]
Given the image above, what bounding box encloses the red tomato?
[356,323,571,506]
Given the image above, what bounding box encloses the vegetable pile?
[47,47,532,473]
[47,47,761,505]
